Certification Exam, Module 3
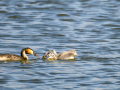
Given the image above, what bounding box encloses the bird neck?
[21,49,28,60]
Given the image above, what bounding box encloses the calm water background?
[0,0,120,90]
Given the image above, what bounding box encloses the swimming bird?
[42,49,77,60]
[0,48,39,61]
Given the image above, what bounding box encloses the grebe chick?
[42,49,77,60]
[0,48,39,61]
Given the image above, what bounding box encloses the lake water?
[0,0,120,90]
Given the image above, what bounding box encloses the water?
[0,0,120,90]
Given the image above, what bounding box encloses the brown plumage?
[43,49,77,60]
[0,48,39,61]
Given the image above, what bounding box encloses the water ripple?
[0,0,120,90]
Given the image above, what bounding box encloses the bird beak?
[34,53,39,57]
[45,53,49,57]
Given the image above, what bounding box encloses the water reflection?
[43,59,76,65]
[0,59,38,65]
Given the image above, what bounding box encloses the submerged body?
[43,49,77,60]
[0,54,25,61]
[0,48,39,61]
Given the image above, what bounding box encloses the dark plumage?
[0,48,39,61]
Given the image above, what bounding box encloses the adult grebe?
[42,49,77,60]
[0,48,39,61]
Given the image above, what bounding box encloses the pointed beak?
[45,53,49,57]
[34,53,39,57]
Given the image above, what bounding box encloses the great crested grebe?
[42,49,77,60]
[0,48,39,61]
